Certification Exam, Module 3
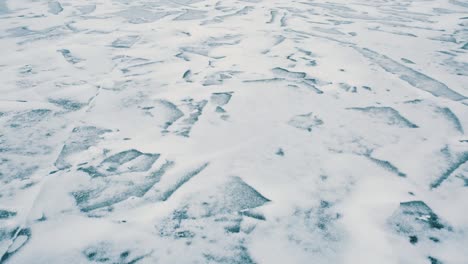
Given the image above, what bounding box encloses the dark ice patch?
[388,201,449,243]
[111,35,140,48]
[7,109,51,129]
[204,245,255,264]
[171,99,207,137]
[57,49,83,64]
[18,64,34,75]
[355,47,466,101]
[240,210,266,221]
[175,52,190,61]
[267,10,278,24]
[147,100,184,130]
[280,13,287,27]
[1,228,31,262]
[348,106,418,128]
[302,80,324,94]
[243,78,285,83]
[0,210,16,219]
[203,6,253,25]
[77,5,96,15]
[339,83,357,93]
[409,235,418,244]
[174,9,207,20]
[48,98,85,111]
[161,163,209,201]
[203,71,238,86]
[365,155,406,177]
[81,149,159,177]
[284,204,344,258]
[0,159,38,183]
[210,92,233,106]
[215,106,226,113]
[48,2,63,15]
[55,126,111,170]
[430,152,468,189]
[182,70,192,82]
[83,243,148,263]
[193,176,271,217]
[218,176,270,213]
[225,221,241,233]
[288,112,324,132]
[156,176,268,261]
[75,160,174,212]
[0,0,9,14]
[272,67,306,79]
[275,148,285,156]
[435,107,464,134]
[401,58,415,64]
[428,256,443,264]
[115,8,174,24]
[450,0,468,8]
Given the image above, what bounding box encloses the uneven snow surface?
[0,0,467,263]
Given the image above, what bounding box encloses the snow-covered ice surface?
[0,0,467,263]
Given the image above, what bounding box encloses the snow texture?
[0,0,467,263]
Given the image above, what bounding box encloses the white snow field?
[0,0,467,263]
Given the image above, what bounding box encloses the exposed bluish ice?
[288,112,324,132]
[0,0,8,14]
[115,8,175,24]
[55,126,112,170]
[57,49,83,65]
[111,36,140,49]
[48,2,63,15]
[347,106,418,128]
[76,5,96,15]
[210,92,233,106]
[81,149,160,177]
[354,47,466,101]
[271,67,307,79]
[174,9,207,21]
[388,201,449,243]
[0,0,467,263]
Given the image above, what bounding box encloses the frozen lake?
[0,0,467,263]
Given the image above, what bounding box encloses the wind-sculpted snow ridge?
[0,0,467,263]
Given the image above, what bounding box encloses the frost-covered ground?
[0,0,467,263]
